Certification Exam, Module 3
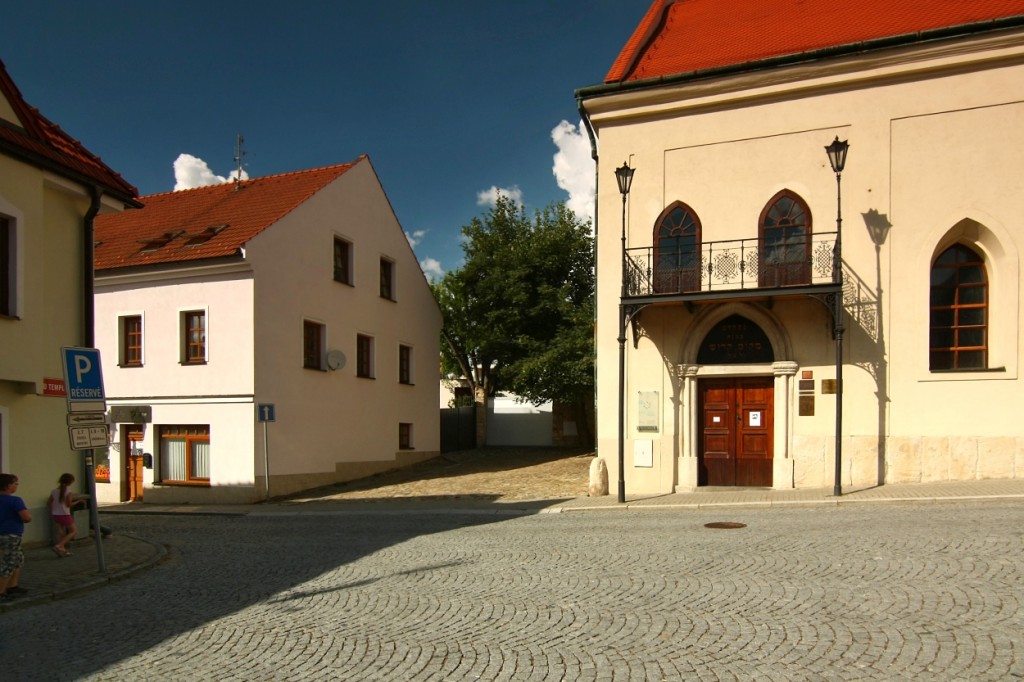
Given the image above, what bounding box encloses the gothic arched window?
[930,244,987,370]
[653,202,702,293]
[759,190,811,287]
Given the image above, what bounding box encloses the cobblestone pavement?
[2,502,1022,681]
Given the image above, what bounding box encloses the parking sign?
[61,347,106,413]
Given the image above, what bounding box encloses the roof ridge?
[141,155,366,200]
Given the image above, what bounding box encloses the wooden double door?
[699,377,774,487]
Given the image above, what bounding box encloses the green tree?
[435,195,594,446]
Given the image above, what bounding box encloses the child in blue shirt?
[0,473,32,601]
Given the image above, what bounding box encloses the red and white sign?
[43,377,66,396]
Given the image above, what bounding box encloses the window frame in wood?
[158,424,210,485]
[758,190,812,287]
[653,202,702,294]
[120,314,143,367]
[929,243,988,371]
[182,310,207,364]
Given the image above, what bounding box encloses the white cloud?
[173,153,248,191]
[551,120,595,225]
[405,229,427,249]
[476,185,523,207]
[420,257,443,282]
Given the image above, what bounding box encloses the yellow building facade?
[579,2,1024,495]
[1,59,137,542]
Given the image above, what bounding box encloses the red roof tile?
[0,58,138,200]
[94,159,363,272]
[606,0,1024,83]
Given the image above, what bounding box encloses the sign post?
[257,404,275,499]
[61,347,107,573]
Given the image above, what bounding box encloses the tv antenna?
[233,133,246,189]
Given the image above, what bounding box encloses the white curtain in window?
[192,441,210,479]
[163,439,186,481]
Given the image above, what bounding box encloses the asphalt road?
[2,502,1022,681]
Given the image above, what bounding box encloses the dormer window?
[184,224,228,247]
[139,230,185,253]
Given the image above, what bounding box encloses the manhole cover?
[704,521,747,529]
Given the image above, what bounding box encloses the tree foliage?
[433,196,595,444]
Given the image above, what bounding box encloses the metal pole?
[263,421,271,500]
[617,194,627,503]
[84,450,105,572]
[833,171,844,497]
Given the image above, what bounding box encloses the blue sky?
[3,1,648,278]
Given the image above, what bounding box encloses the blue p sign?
[61,347,106,410]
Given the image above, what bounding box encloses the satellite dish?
[326,350,346,371]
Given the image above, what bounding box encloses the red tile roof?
[605,0,1024,84]
[0,58,138,201]
[94,158,363,272]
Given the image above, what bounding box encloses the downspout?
[577,97,600,455]
[84,186,102,346]
[82,185,106,572]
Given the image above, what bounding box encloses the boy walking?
[0,473,32,601]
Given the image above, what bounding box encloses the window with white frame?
[334,237,353,285]
[399,422,413,450]
[357,333,375,378]
[304,319,326,370]
[399,344,413,384]
[380,257,395,300]
[0,216,13,317]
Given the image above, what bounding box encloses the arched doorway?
[695,314,776,487]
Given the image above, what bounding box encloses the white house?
[578,0,1024,496]
[1,57,138,542]
[93,156,441,504]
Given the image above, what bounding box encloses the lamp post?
[825,136,848,497]
[615,162,634,503]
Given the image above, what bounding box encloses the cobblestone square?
[1,502,1021,680]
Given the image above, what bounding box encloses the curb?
[0,536,167,614]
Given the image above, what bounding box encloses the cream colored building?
[578,0,1024,496]
[0,58,138,542]
[93,157,441,504]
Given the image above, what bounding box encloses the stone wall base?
[792,435,1023,489]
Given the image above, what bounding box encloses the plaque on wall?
[638,391,659,432]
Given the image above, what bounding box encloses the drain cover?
[704,521,747,529]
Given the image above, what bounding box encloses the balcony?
[623,231,840,302]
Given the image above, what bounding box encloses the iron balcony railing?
[624,231,839,297]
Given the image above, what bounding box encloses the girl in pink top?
[49,473,84,557]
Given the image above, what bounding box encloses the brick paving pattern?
[2,501,1022,680]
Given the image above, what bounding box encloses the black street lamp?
[825,136,849,497]
[615,162,634,504]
